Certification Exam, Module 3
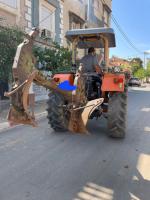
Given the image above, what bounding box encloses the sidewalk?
[0,100,47,124]
[128,83,150,92]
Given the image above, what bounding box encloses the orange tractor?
[5,27,128,138]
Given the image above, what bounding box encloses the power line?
[100,0,143,54]
[36,10,55,28]
[111,16,142,54]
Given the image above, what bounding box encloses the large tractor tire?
[107,86,128,138]
[47,92,69,132]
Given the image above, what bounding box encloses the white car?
[128,77,141,87]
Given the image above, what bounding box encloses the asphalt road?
[0,89,150,200]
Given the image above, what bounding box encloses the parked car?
[128,77,141,87]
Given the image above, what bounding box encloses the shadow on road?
[71,90,150,200]
[0,90,150,200]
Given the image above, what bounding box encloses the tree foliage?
[130,57,143,75]
[0,25,72,83]
[134,68,145,80]
[33,43,72,73]
[145,61,150,78]
[0,26,24,82]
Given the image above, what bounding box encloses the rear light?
[118,78,124,83]
[114,78,124,84]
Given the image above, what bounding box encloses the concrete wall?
[24,0,32,33]
[0,0,28,30]
[87,0,112,28]
[31,0,64,101]
[0,8,16,26]
[104,0,112,9]
[33,83,49,101]
[63,0,86,47]
[0,0,32,31]
[32,0,63,45]
[63,0,112,58]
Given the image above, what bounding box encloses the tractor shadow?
[49,116,108,138]
[87,117,108,136]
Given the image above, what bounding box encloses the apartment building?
[63,0,87,58]
[63,0,112,58]
[109,56,131,68]
[32,0,64,45]
[0,0,32,31]
[87,0,112,28]
[63,0,112,32]
[0,0,112,44]
[0,0,64,45]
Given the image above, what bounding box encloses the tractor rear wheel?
[47,92,69,132]
[107,86,127,138]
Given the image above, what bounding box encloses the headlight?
[113,66,121,73]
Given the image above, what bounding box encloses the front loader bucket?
[68,98,104,133]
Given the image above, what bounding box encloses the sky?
[110,0,150,61]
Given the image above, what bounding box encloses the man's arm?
[93,56,103,74]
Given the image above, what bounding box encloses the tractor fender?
[101,73,125,92]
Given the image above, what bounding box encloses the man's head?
[88,47,95,54]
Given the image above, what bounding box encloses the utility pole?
[144,52,146,69]
[87,0,90,22]
[144,50,150,69]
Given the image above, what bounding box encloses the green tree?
[130,57,143,75]
[145,61,150,76]
[134,68,145,80]
[33,43,72,73]
[0,26,24,82]
[144,61,150,82]
[147,60,150,69]
[0,25,72,82]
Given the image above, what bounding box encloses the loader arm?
[5,28,103,133]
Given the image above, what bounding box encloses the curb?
[0,111,47,133]
[0,99,47,113]
[0,100,10,111]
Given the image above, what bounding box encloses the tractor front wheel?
[47,92,69,132]
[107,87,127,138]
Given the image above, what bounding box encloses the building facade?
[87,0,112,28]
[0,0,64,45]
[32,0,64,45]
[63,0,112,44]
[0,0,112,44]
[109,56,131,68]
[0,0,32,30]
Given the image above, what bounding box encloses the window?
[39,4,55,39]
[69,12,84,30]
[71,22,82,29]
[0,0,17,8]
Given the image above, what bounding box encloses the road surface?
[0,88,150,200]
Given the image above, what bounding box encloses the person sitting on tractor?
[80,47,102,74]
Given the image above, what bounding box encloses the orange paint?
[53,73,74,85]
[102,73,125,92]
